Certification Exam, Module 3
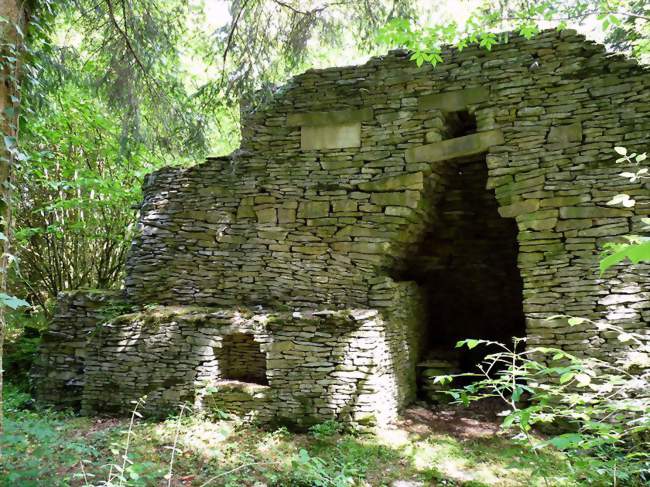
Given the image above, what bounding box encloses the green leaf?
[548,433,583,450]
[600,241,650,274]
[433,374,453,385]
[559,371,575,384]
[614,146,627,156]
[0,292,29,309]
[456,339,481,349]
[567,317,586,326]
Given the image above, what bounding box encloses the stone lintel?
[419,87,489,111]
[406,129,504,163]
[301,123,361,150]
[288,107,374,127]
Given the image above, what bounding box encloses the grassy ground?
[1,384,593,487]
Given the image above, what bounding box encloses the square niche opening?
[219,333,268,385]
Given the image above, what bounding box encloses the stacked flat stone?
[77,299,420,426]
[418,358,462,404]
[33,28,650,424]
[32,290,125,408]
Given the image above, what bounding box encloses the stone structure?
[35,29,650,425]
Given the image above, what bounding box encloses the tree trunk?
[0,0,29,433]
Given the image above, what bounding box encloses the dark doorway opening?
[219,333,268,385]
[394,152,525,396]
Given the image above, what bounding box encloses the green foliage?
[308,419,344,440]
[3,311,46,384]
[601,146,650,273]
[2,386,583,486]
[1,384,96,486]
[16,82,150,302]
[203,0,416,108]
[376,1,650,67]
[448,324,650,485]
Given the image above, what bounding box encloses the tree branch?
[104,0,147,73]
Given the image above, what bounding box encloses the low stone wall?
[80,283,422,425]
[32,290,126,408]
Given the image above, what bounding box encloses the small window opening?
[444,110,477,138]
[220,333,268,385]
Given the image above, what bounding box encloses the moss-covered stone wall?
[79,285,421,426]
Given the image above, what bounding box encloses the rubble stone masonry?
[34,29,650,424]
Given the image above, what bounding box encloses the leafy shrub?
[3,311,48,384]
[289,448,354,487]
[440,324,650,486]
[308,419,344,440]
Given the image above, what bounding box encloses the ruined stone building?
[34,29,650,426]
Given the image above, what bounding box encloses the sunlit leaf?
[0,292,29,309]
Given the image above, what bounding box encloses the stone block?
[547,123,582,143]
[255,208,277,224]
[301,123,361,150]
[287,107,373,126]
[370,191,420,208]
[358,172,424,192]
[419,87,489,111]
[559,206,632,219]
[278,208,296,224]
[297,201,330,218]
[405,130,504,163]
[331,242,389,254]
[540,195,591,207]
[332,199,358,212]
[292,246,329,255]
[498,199,540,218]
[237,205,256,219]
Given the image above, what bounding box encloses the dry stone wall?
[35,29,650,421]
[80,286,421,426]
[125,30,650,360]
[32,290,126,408]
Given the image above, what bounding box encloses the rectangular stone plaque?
[301,123,361,150]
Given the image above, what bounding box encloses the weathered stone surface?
[498,199,540,218]
[548,123,582,143]
[405,130,505,163]
[256,207,277,224]
[559,206,632,219]
[419,86,489,111]
[297,201,330,218]
[370,191,420,208]
[358,172,424,192]
[301,123,361,150]
[287,107,373,126]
